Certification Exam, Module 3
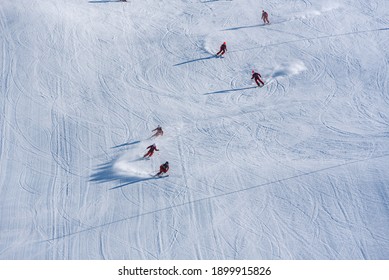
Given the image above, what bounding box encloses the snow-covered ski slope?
[1,0,389,259]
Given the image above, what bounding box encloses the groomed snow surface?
[1,0,389,259]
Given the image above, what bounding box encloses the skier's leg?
[156,167,164,176]
[255,78,260,86]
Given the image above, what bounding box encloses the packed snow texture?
[1,0,389,259]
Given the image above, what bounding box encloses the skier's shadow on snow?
[90,159,155,188]
[222,24,263,31]
[90,160,123,184]
[89,155,145,186]
[204,86,257,95]
[90,139,163,188]
[200,0,229,2]
[109,177,165,190]
[111,140,140,149]
[174,55,216,66]
[89,0,124,3]
[222,21,288,31]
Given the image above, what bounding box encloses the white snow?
[1,0,389,259]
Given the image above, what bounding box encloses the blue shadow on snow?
[90,157,164,188]
[174,55,216,66]
[222,24,263,31]
[204,86,257,95]
[222,20,289,31]
[111,140,140,149]
[109,176,166,190]
[90,160,125,184]
[89,1,126,3]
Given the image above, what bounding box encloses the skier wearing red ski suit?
[156,162,169,176]
[216,42,227,56]
[262,10,270,24]
[251,71,265,86]
[143,144,159,158]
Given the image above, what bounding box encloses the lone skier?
[251,70,265,87]
[216,42,227,57]
[155,161,169,177]
[261,10,270,24]
[143,144,159,158]
[150,125,164,138]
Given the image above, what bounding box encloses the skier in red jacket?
[216,42,227,56]
[261,10,270,24]
[155,161,169,176]
[251,70,265,86]
[143,144,159,158]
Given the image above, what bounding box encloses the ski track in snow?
[1,0,389,259]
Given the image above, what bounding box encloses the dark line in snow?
[204,86,257,95]
[89,0,125,3]
[173,55,216,66]
[109,176,166,189]
[222,24,268,31]
[111,141,140,149]
[41,153,389,242]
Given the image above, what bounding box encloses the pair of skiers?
[143,126,169,177]
[215,42,266,87]
[143,144,169,177]
[144,125,164,157]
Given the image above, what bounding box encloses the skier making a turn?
[150,125,164,138]
[216,42,227,57]
[261,10,270,24]
[251,70,265,87]
[143,144,159,158]
[155,161,169,177]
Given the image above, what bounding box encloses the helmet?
[165,161,169,165]
[252,70,255,74]
[223,42,226,44]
